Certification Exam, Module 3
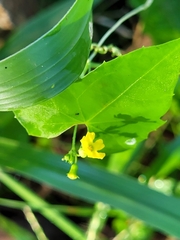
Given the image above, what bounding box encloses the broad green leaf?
[1,137,180,237]
[15,39,180,154]
[0,0,75,58]
[128,0,180,44]
[0,0,101,59]
[0,0,92,111]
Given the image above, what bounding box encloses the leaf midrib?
[86,45,179,123]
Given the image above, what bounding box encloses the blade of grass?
[0,170,86,240]
[86,202,110,240]
[1,137,180,237]
[0,198,93,217]
[23,206,48,240]
[0,214,36,240]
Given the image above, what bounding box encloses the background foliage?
[1,0,180,239]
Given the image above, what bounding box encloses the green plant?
[1,0,180,239]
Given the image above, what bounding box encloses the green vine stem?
[72,125,78,163]
[89,0,154,62]
[62,125,78,164]
[65,125,80,179]
[23,206,48,240]
[86,202,110,240]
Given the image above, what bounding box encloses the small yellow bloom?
[78,132,105,159]
[67,164,79,180]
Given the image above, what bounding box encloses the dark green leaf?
[0,0,92,110]
[0,0,75,58]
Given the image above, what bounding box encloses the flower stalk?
[63,128,106,180]
[62,125,79,180]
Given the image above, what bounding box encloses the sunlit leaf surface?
[15,39,180,154]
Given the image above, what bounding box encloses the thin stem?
[23,206,48,240]
[0,198,94,216]
[0,170,86,240]
[86,202,110,240]
[0,198,120,217]
[72,125,78,149]
[72,125,78,163]
[89,0,154,62]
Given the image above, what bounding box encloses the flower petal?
[87,150,105,159]
[94,139,105,150]
[80,132,94,147]
[78,148,87,158]
[80,136,89,148]
[96,152,106,159]
[86,132,95,142]
[78,131,106,160]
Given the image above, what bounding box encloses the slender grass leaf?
[0,214,36,240]
[0,198,93,217]
[0,0,92,110]
[15,38,180,154]
[145,136,180,179]
[0,171,86,240]
[0,137,180,237]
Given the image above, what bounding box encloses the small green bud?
[62,149,76,164]
[67,164,79,180]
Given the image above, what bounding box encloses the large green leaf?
[0,0,102,59]
[0,0,92,111]
[1,137,180,237]
[15,39,180,154]
[0,0,75,58]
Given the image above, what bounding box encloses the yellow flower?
[67,164,79,180]
[78,132,105,159]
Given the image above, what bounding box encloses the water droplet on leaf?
[89,21,93,39]
[125,138,136,146]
